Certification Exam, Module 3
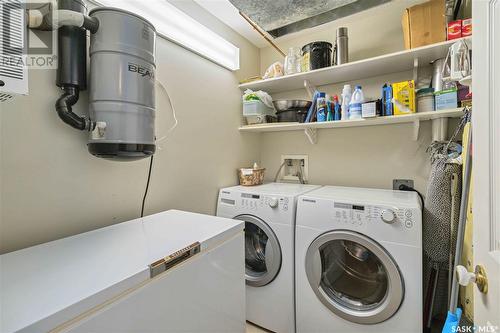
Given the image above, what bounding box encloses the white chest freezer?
[0,210,245,333]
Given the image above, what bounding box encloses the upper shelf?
[239,37,471,94]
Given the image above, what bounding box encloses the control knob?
[381,209,396,224]
[268,197,279,208]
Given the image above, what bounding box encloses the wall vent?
[0,0,28,100]
[0,92,14,102]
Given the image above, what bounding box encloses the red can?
[462,18,472,37]
[448,20,462,40]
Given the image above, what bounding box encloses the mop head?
[442,308,462,333]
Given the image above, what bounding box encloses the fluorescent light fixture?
[92,0,240,70]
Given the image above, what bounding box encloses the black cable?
[141,155,154,217]
[399,184,425,211]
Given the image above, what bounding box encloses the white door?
[472,0,500,328]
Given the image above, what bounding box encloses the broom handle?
[449,126,472,313]
[239,11,286,58]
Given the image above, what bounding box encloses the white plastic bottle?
[341,84,352,120]
[349,85,364,119]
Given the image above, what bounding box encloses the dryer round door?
[305,230,404,324]
[235,215,282,287]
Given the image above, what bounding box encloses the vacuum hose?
[55,0,93,132]
[55,86,95,131]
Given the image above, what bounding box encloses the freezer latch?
[149,242,201,278]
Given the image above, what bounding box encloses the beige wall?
[0,1,261,254]
[259,0,425,74]
[258,0,454,195]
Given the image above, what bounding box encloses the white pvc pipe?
[51,9,85,29]
[27,9,86,30]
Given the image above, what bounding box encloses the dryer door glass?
[305,230,404,324]
[235,215,282,287]
[319,239,387,310]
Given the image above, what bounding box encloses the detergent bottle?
[333,95,341,121]
[326,97,334,122]
[349,85,364,119]
[316,92,327,122]
[341,84,352,120]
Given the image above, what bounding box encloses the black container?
[276,109,308,123]
[302,42,332,70]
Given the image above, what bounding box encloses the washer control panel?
[332,202,416,229]
[238,193,290,211]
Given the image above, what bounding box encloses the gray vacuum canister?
[88,8,156,161]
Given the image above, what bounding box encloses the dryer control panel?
[219,191,291,212]
[332,202,417,229]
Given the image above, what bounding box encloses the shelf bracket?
[304,128,317,144]
[412,119,420,141]
[413,58,419,82]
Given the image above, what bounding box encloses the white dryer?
[295,186,422,333]
[217,183,321,333]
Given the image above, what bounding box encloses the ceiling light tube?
[91,0,240,70]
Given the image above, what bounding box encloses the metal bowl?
[273,99,312,112]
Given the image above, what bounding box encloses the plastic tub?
[417,88,435,112]
[243,100,276,124]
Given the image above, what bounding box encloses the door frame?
[472,0,500,326]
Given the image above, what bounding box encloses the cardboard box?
[392,80,416,115]
[435,88,458,110]
[361,100,382,118]
[448,20,462,40]
[402,0,446,49]
[462,18,472,36]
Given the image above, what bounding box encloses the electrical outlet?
[393,179,414,190]
[279,155,308,183]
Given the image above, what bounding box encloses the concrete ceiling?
[229,0,356,32]
[194,0,271,48]
[195,0,393,47]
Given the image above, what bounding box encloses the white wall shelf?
[239,109,465,144]
[239,38,470,94]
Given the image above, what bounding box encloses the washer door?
[235,215,282,287]
[305,230,404,324]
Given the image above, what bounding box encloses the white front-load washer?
[217,183,321,333]
[295,186,422,333]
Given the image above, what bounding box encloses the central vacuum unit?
[53,0,157,160]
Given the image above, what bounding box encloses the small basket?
[238,167,265,186]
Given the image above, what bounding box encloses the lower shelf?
[239,108,465,144]
[239,109,464,132]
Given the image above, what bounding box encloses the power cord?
[398,184,424,210]
[141,155,154,217]
[298,163,306,184]
[274,161,287,183]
